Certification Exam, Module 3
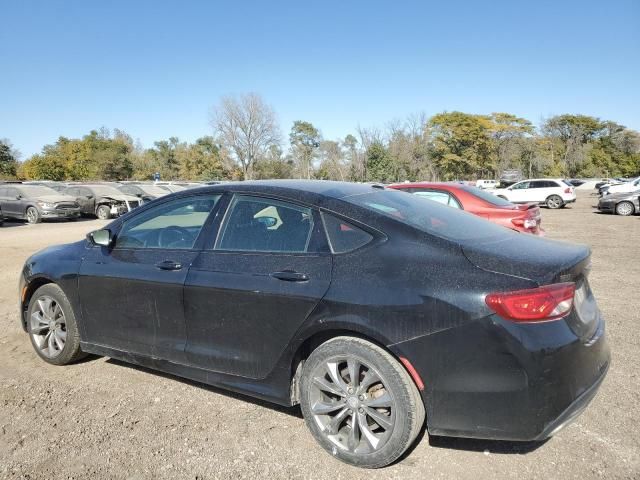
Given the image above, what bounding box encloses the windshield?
[137,185,170,196]
[17,185,60,197]
[344,189,511,242]
[460,185,513,207]
[86,185,126,197]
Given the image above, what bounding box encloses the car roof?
[187,180,386,202]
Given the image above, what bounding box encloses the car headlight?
[37,202,56,209]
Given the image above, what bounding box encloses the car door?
[78,193,222,362]
[183,194,332,379]
[3,187,23,217]
[76,187,96,215]
[507,181,530,203]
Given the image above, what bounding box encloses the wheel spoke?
[358,412,381,450]
[37,298,53,319]
[359,369,381,392]
[311,400,346,415]
[364,391,392,408]
[363,406,393,430]
[312,376,346,397]
[56,329,67,342]
[347,358,361,388]
[347,411,360,451]
[47,330,56,353]
[326,361,348,391]
[53,331,65,350]
[325,407,350,435]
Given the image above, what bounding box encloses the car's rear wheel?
[27,284,86,365]
[300,337,425,468]
[546,195,563,209]
[96,204,111,220]
[615,201,635,216]
[26,206,42,224]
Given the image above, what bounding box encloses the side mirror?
[16,195,22,200]
[256,216,278,228]
[87,229,112,247]
[86,195,94,199]
[136,193,143,197]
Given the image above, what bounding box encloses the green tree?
[426,112,496,180]
[0,139,18,178]
[365,142,394,182]
[289,120,321,179]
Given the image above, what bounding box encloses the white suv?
[475,179,498,189]
[492,179,576,209]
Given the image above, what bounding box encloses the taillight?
[511,217,537,229]
[564,187,572,194]
[485,282,575,322]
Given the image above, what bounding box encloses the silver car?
[597,189,640,216]
[0,184,80,223]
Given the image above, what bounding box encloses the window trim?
[110,193,222,252]
[212,193,324,255]
[397,187,464,210]
[320,210,379,255]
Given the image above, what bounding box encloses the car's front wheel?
[96,204,112,220]
[615,201,635,216]
[27,284,86,365]
[26,206,42,224]
[300,337,425,468]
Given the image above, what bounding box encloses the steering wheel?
[158,225,191,248]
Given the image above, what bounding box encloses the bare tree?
[210,93,281,179]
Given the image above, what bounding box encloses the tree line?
[3,93,639,183]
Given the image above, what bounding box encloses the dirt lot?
[0,191,639,480]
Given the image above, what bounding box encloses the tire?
[615,201,635,216]
[26,284,87,365]
[300,336,425,468]
[26,206,42,224]
[546,195,563,209]
[96,204,112,220]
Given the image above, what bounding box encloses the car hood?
[460,233,590,285]
[34,194,78,203]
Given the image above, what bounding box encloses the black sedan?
[18,180,609,468]
[597,189,640,216]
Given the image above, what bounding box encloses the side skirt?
[80,342,294,407]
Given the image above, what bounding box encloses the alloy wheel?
[30,295,67,358]
[547,196,562,209]
[616,201,634,216]
[26,208,38,224]
[308,356,396,454]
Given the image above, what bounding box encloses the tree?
[365,142,394,182]
[289,120,321,179]
[0,139,19,178]
[426,112,497,180]
[210,93,281,179]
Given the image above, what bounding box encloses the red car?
[388,182,544,235]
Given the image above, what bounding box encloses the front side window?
[216,195,314,253]
[115,195,220,249]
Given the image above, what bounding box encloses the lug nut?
[347,387,354,394]
[358,408,364,413]
[358,395,364,401]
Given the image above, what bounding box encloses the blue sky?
[1,0,638,158]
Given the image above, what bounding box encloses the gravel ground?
[0,191,638,479]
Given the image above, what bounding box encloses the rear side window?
[216,195,315,253]
[321,213,373,253]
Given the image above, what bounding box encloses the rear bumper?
[391,313,610,441]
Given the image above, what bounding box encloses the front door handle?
[155,260,183,271]
[271,270,309,282]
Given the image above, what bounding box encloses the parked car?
[155,182,188,193]
[0,204,4,226]
[19,180,609,468]
[492,179,576,209]
[499,169,522,187]
[24,181,69,193]
[474,179,498,189]
[388,182,543,235]
[63,184,141,219]
[0,184,80,223]
[601,177,640,196]
[568,179,585,187]
[117,183,171,202]
[597,189,640,216]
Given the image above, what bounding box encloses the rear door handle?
[271,270,309,282]
[155,260,183,271]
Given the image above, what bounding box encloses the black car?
[18,180,609,468]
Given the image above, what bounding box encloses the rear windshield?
[344,190,510,241]
[460,185,513,207]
